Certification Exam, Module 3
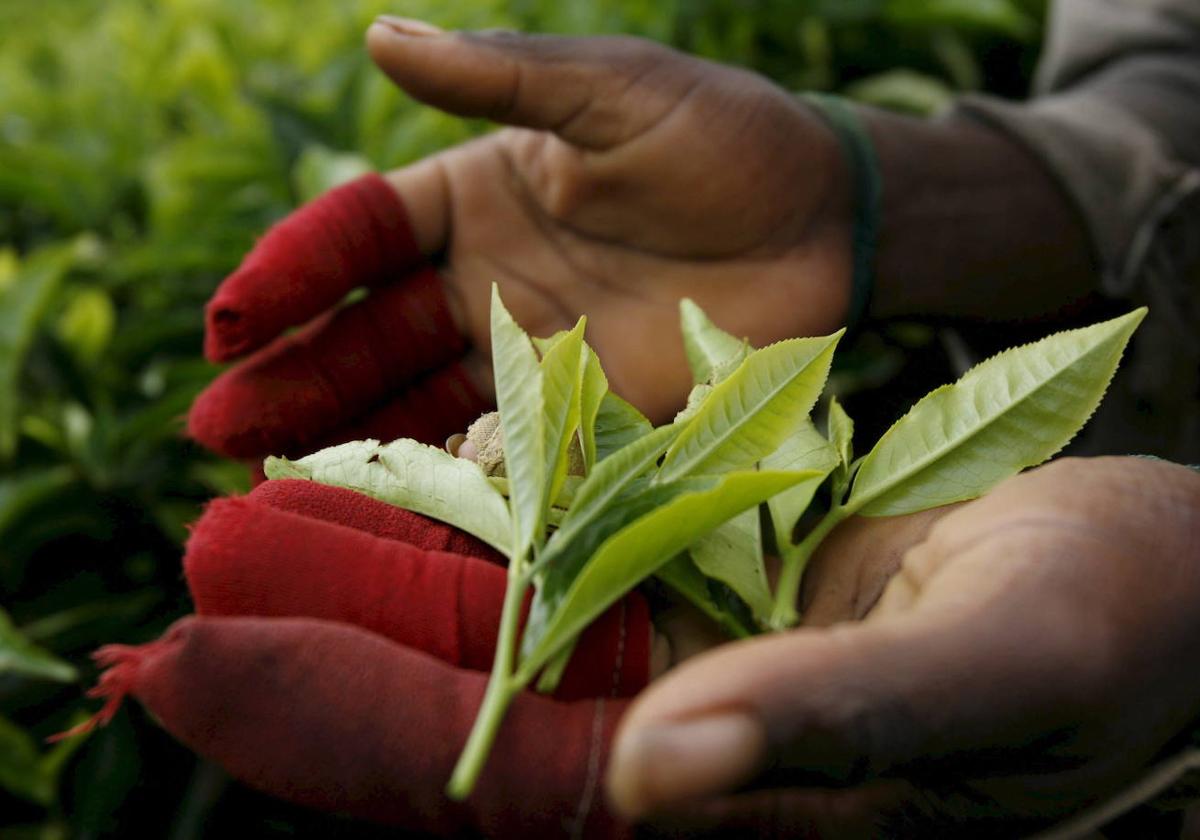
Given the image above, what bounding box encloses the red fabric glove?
[189,174,489,460]
[73,481,653,838]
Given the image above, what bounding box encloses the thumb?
[366,17,689,149]
[605,591,1101,820]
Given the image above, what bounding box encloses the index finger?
[205,160,451,362]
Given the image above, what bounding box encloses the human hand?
[608,457,1200,837]
[77,478,655,836]
[188,18,852,461]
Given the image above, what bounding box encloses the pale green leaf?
[578,347,608,472]
[547,422,686,560]
[827,396,855,502]
[762,420,838,551]
[0,607,76,683]
[265,438,511,553]
[490,285,546,555]
[689,508,772,620]
[523,478,699,658]
[594,392,653,462]
[659,332,843,480]
[674,383,713,424]
[521,469,819,675]
[531,330,570,356]
[539,319,586,508]
[849,309,1146,517]
[828,397,854,468]
[679,298,749,385]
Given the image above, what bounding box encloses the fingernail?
[607,712,766,818]
[458,440,479,462]
[373,15,444,37]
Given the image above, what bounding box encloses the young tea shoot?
[265,291,1145,797]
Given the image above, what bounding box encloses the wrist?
[861,107,1095,322]
[799,94,881,334]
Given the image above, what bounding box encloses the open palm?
[190,22,851,461]
[377,26,853,419]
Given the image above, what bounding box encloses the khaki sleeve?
[951,0,1200,461]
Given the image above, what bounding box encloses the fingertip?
[606,711,767,820]
[203,173,423,364]
[204,288,251,363]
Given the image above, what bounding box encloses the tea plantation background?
[1,1,1044,835]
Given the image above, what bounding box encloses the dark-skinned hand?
[609,456,1200,838]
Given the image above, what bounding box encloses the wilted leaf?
[265,438,512,553]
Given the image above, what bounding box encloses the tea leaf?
[523,477,698,658]
[531,333,565,355]
[594,392,653,462]
[679,298,749,385]
[490,285,546,556]
[539,319,586,507]
[547,423,686,559]
[760,420,838,552]
[525,423,689,648]
[659,332,842,481]
[265,438,512,554]
[0,607,76,684]
[849,309,1146,516]
[578,347,608,471]
[827,396,855,501]
[689,508,772,620]
[674,383,713,424]
[828,397,854,468]
[520,469,819,675]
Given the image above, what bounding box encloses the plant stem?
[768,506,850,630]
[446,569,529,799]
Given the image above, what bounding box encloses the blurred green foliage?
[0,0,1044,835]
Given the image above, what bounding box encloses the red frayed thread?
[47,643,151,743]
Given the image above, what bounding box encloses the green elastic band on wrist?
[801,92,881,333]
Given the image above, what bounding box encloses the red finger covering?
[205,173,423,362]
[188,268,469,459]
[308,360,491,456]
[184,492,652,700]
[237,360,492,488]
[67,616,632,838]
[249,479,504,562]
